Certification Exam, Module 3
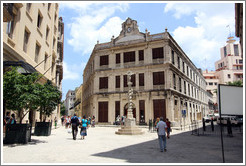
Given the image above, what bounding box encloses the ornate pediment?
[115,17,145,44]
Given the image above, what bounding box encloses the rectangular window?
[172,50,175,64]
[115,101,120,119]
[26,3,32,13]
[124,51,135,63]
[153,71,164,85]
[139,50,144,61]
[7,16,15,38]
[48,3,51,11]
[115,76,120,88]
[239,60,243,64]
[53,38,56,49]
[116,53,120,64]
[173,74,176,90]
[139,73,144,86]
[215,83,217,85]
[37,12,43,28]
[124,74,136,87]
[179,77,182,92]
[209,82,213,85]
[184,81,186,94]
[228,74,231,79]
[234,44,239,56]
[35,44,40,63]
[152,47,164,59]
[46,26,50,41]
[23,29,30,53]
[100,55,109,66]
[183,62,185,73]
[190,69,192,79]
[223,46,227,57]
[54,13,57,23]
[44,54,48,70]
[178,56,180,69]
[99,77,108,89]
[188,83,190,96]
[187,66,189,77]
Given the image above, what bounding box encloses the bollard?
[211,120,214,132]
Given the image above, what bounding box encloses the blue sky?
[58,2,237,100]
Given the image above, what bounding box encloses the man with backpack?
[71,114,79,140]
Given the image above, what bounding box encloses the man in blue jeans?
[155,117,167,152]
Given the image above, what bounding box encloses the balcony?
[3,3,23,22]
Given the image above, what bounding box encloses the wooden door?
[153,99,166,120]
[98,102,108,122]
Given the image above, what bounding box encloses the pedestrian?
[91,115,95,127]
[155,117,167,152]
[54,117,57,129]
[155,117,160,131]
[80,115,88,139]
[87,117,91,128]
[66,116,71,128]
[165,118,171,138]
[71,114,79,140]
[4,112,11,134]
[61,116,64,126]
[116,115,120,125]
[10,113,17,124]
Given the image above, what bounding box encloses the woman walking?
[80,115,88,139]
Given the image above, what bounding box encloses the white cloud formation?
[63,61,86,80]
[164,3,236,70]
[60,2,129,55]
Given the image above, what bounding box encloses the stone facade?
[74,84,83,117]
[3,3,61,123]
[65,90,75,116]
[82,18,208,126]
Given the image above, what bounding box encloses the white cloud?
[164,3,236,70]
[63,61,86,80]
[61,2,129,55]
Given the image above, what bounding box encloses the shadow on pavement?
[3,139,47,148]
[92,126,243,163]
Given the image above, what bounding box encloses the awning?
[3,60,37,75]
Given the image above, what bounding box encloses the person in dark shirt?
[71,114,79,140]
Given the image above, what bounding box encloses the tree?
[36,80,61,121]
[227,80,243,87]
[60,102,66,116]
[3,67,41,123]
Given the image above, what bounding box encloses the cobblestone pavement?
[2,123,244,164]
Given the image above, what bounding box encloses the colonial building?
[3,3,62,123]
[82,18,208,126]
[64,90,75,116]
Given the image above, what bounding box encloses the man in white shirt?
[155,117,167,152]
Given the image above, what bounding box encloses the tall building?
[82,18,208,126]
[3,3,62,123]
[64,90,75,116]
[203,36,243,113]
[215,36,243,84]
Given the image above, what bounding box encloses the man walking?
[155,117,167,152]
[71,114,79,140]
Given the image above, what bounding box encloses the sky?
[58,1,238,100]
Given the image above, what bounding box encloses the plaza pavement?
[2,123,244,164]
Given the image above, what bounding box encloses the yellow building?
[3,3,63,124]
[74,84,83,117]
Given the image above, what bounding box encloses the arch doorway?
[124,103,136,118]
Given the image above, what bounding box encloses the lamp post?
[115,71,143,135]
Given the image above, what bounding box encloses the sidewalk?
[2,124,243,164]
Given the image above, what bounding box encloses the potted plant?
[34,80,61,136]
[3,67,40,144]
